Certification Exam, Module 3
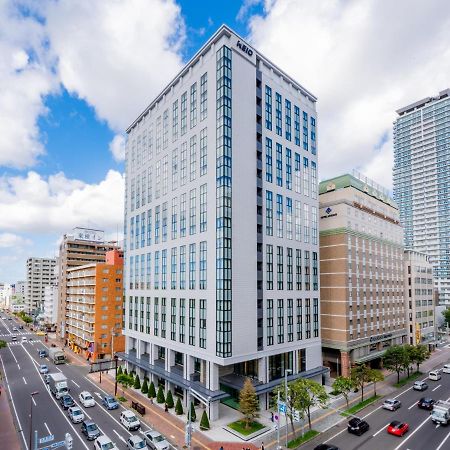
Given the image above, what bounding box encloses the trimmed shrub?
[175,397,184,415]
[189,402,196,422]
[124,368,128,375]
[156,385,165,404]
[117,366,123,376]
[166,390,174,408]
[200,410,210,430]
[133,374,141,390]
[148,381,156,399]
[141,379,148,394]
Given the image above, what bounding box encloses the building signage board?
[369,332,393,343]
[72,227,105,242]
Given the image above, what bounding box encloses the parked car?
[79,391,96,407]
[81,420,101,441]
[68,406,85,424]
[94,435,119,450]
[102,395,119,410]
[126,435,148,450]
[347,417,370,436]
[120,410,140,431]
[418,397,436,410]
[382,399,402,411]
[429,370,442,381]
[313,446,340,450]
[142,430,170,450]
[39,364,48,374]
[387,421,409,437]
[413,381,428,391]
[59,394,75,409]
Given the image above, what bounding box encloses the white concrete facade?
[26,257,57,315]
[43,284,59,325]
[393,89,450,305]
[123,25,325,420]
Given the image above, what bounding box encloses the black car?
[81,420,101,441]
[347,417,370,436]
[59,394,75,409]
[314,445,340,450]
[418,397,435,410]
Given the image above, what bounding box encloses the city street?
[0,314,158,450]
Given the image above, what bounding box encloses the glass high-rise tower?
[393,89,450,304]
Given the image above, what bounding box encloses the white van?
[120,410,140,431]
[443,364,450,374]
[429,370,442,381]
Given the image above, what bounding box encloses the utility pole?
[285,369,292,448]
[277,390,280,449]
[29,391,39,450]
[185,387,192,450]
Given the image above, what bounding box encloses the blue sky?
[0,0,448,284]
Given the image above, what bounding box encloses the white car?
[68,406,85,424]
[94,435,119,450]
[79,391,96,407]
[22,336,27,342]
[120,410,140,431]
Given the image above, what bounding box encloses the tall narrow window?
[286,148,292,190]
[171,248,177,289]
[179,298,185,343]
[179,245,186,289]
[313,298,319,337]
[265,138,273,183]
[267,299,274,345]
[312,206,318,245]
[163,109,169,149]
[181,92,187,135]
[172,100,178,142]
[287,247,293,290]
[200,184,207,232]
[277,246,284,290]
[276,143,283,186]
[147,166,153,203]
[180,193,186,237]
[189,243,196,289]
[154,206,160,244]
[296,298,303,340]
[287,298,293,342]
[199,299,206,349]
[146,252,151,289]
[285,99,291,141]
[265,86,272,130]
[172,147,178,190]
[296,249,302,290]
[189,188,196,235]
[275,92,282,136]
[277,299,284,344]
[135,214,140,249]
[304,251,310,291]
[155,160,161,198]
[311,161,317,199]
[294,152,301,193]
[200,73,208,121]
[180,142,187,186]
[156,116,162,154]
[276,194,283,238]
[295,200,301,241]
[200,128,207,176]
[190,82,197,128]
[130,217,134,251]
[171,198,177,240]
[286,197,293,240]
[162,202,168,242]
[161,297,166,338]
[303,203,310,243]
[189,135,197,181]
[154,251,160,290]
[161,249,167,289]
[303,111,309,151]
[312,252,318,290]
[311,116,316,155]
[170,298,176,341]
[153,297,159,336]
[199,241,207,289]
[294,106,300,146]
[266,244,273,290]
[189,298,195,346]
[305,298,311,338]
[266,190,273,236]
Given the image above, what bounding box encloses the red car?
[387,421,409,437]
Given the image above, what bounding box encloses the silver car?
[382,399,401,411]
[126,435,148,450]
[68,406,85,424]
[142,430,170,450]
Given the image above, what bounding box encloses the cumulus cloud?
[0,170,124,234]
[44,0,185,131]
[109,134,127,162]
[0,233,32,248]
[248,0,450,188]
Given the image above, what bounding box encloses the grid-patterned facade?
[26,257,56,315]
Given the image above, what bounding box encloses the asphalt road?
[303,359,450,450]
[0,313,158,450]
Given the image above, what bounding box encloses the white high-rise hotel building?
[122,26,325,419]
[393,89,450,305]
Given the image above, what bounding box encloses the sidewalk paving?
[0,374,22,450]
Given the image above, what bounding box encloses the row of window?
[128,73,208,174]
[265,139,317,198]
[265,192,318,244]
[265,86,316,154]
[129,184,207,249]
[129,128,208,212]
[129,242,207,291]
[128,296,206,349]
[266,247,318,291]
[266,297,319,345]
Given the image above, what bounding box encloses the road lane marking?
[95,392,102,399]
[71,380,80,388]
[44,422,51,435]
[8,346,18,363]
[393,415,431,450]
[22,376,27,385]
[373,423,390,437]
[32,396,37,406]
[408,401,418,410]
[433,384,442,392]
[436,429,450,450]
[113,429,126,443]
[17,364,20,370]
[0,355,29,450]
[436,424,441,429]
[73,400,92,420]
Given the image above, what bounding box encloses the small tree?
[156,385,165,403]
[141,379,148,394]
[0,340,7,350]
[117,373,134,396]
[368,369,384,397]
[410,345,430,373]
[383,345,408,384]
[175,397,184,415]
[332,376,354,409]
[200,410,210,430]
[188,402,196,422]
[351,364,371,402]
[133,374,141,390]
[295,378,328,430]
[442,309,450,327]
[166,390,174,408]
[148,381,156,399]
[239,378,259,429]
[117,365,123,376]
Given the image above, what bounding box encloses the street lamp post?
[29,391,39,450]
[285,369,292,447]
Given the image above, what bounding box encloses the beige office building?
[319,173,407,377]
[57,228,118,339]
[404,250,436,346]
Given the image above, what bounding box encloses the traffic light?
[65,433,73,450]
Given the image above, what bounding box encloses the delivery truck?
[431,400,450,425]
[48,373,68,399]
[48,347,66,364]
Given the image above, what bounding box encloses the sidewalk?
[0,377,22,450]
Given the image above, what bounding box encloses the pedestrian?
[164,402,168,412]
[150,397,154,405]
[271,411,274,422]
[261,442,265,450]
[219,447,224,450]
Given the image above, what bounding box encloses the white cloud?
[247,0,450,188]
[109,134,126,162]
[0,233,31,249]
[0,170,124,234]
[44,0,185,131]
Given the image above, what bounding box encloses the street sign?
[278,401,286,414]
[293,410,301,422]
[39,435,54,444]
[49,440,66,449]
